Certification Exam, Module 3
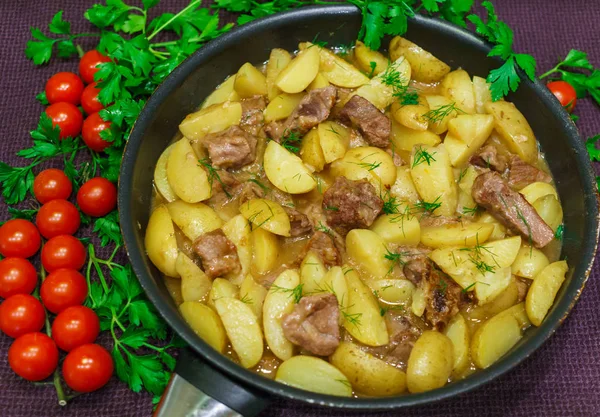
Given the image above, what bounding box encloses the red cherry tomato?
[45,102,84,140]
[79,50,111,84]
[547,80,577,112]
[8,332,59,381]
[0,258,38,298]
[0,219,41,258]
[81,82,105,115]
[45,72,84,106]
[40,269,87,314]
[36,199,81,239]
[82,112,112,152]
[52,306,100,352]
[62,344,113,392]
[33,168,73,204]
[41,235,86,273]
[0,294,45,338]
[77,177,118,217]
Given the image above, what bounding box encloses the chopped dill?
[515,206,534,251]
[457,168,468,183]
[380,189,400,215]
[199,158,231,198]
[462,282,477,293]
[269,283,304,304]
[350,160,381,171]
[413,196,442,215]
[380,62,419,105]
[240,294,253,305]
[412,146,437,168]
[324,205,339,211]
[368,61,377,78]
[462,205,479,215]
[281,130,302,153]
[555,224,564,240]
[342,309,362,328]
[343,267,354,275]
[422,102,464,124]
[459,234,499,276]
[248,177,270,193]
[315,221,333,236]
[335,379,352,389]
[385,248,409,275]
[326,125,340,136]
[437,279,448,296]
[337,41,354,57]
[380,304,405,316]
[310,33,328,48]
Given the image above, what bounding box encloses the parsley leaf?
[586,135,600,162]
[93,210,122,247]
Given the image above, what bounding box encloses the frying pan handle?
[153,348,270,417]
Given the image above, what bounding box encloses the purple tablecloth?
[0,1,599,416]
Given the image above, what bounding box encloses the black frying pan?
[119,5,600,416]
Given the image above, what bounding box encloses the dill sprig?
[351,160,381,171]
[269,283,304,304]
[240,294,253,304]
[324,205,339,211]
[342,309,363,328]
[379,304,405,316]
[281,130,302,153]
[199,158,231,198]
[315,221,333,236]
[412,146,437,168]
[459,234,499,276]
[384,248,409,275]
[413,196,442,215]
[247,176,270,194]
[423,102,464,124]
[380,62,419,105]
[462,205,479,215]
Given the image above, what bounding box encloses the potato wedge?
[406,331,454,393]
[424,95,461,135]
[471,308,523,369]
[264,93,304,123]
[318,121,350,163]
[391,118,442,157]
[263,269,299,360]
[317,45,369,88]
[145,205,179,277]
[390,165,421,204]
[473,76,492,114]
[445,114,495,167]
[354,41,388,75]
[266,48,292,100]
[369,278,415,304]
[350,57,411,110]
[485,101,538,163]
[444,313,470,373]
[167,138,211,203]
[391,95,430,131]
[519,182,558,204]
[321,267,349,314]
[420,222,494,248]
[167,200,222,241]
[475,266,513,305]
[176,252,212,303]
[478,212,507,241]
[275,355,352,397]
[466,277,519,323]
[370,212,421,246]
[389,36,450,83]
[440,69,476,114]
[344,147,397,188]
[276,46,320,94]
[264,141,317,194]
[343,269,389,346]
[201,76,240,109]
[179,302,226,352]
[250,227,279,275]
[331,342,407,396]
[526,261,568,326]
[239,274,267,321]
[532,194,563,232]
[239,198,291,237]
[234,63,267,98]
[215,298,263,368]
[411,286,426,317]
[222,214,252,285]
[154,143,177,202]
[300,128,325,172]
[300,251,327,295]
[410,144,458,217]
[179,101,242,141]
[511,245,550,279]
[207,277,239,310]
[346,229,393,280]
[307,72,330,90]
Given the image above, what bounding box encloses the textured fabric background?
[0,1,599,416]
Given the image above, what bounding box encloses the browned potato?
[389,36,450,83]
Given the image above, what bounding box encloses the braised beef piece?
[322,177,383,236]
[507,155,552,189]
[193,229,241,278]
[265,87,337,141]
[284,207,313,237]
[338,95,391,148]
[281,293,340,356]
[386,148,404,167]
[240,96,266,136]
[203,126,257,170]
[516,277,530,302]
[470,145,508,172]
[472,171,554,248]
[235,181,266,205]
[304,231,342,267]
[207,170,240,206]
[403,257,463,331]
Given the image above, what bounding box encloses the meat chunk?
[193,229,241,278]
[322,177,383,236]
[403,257,462,331]
[386,148,404,166]
[265,87,337,141]
[338,95,391,148]
[470,145,508,172]
[472,171,554,248]
[304,231,342,267]
[282,293,340,356]
[203,126,257,170]
[507,155,552,189]
[283,207,312,237]
[235,180,266,205]
[207,170,240,206]
[240,96,266,136]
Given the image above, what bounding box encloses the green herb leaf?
[586,135,600,162]
[93,210,122,247]
[49,11,71,35]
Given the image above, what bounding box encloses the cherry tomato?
[41,235,86,273]
[8,332,59,381]
[62,344,113,392]
[82,112,112,152]
[0,258,38,298]
[45,72,84,106]
[81,82,105,115]
[40,269,87,314]
[45,102,84,139]
[0,219,41,258]
[547,80,577,112]
[77,177,118,217]
[79,50,111,84]
[0,294,45,338]
[36,199,81,239]
[33,168,73,204]
[52,306,100,352]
